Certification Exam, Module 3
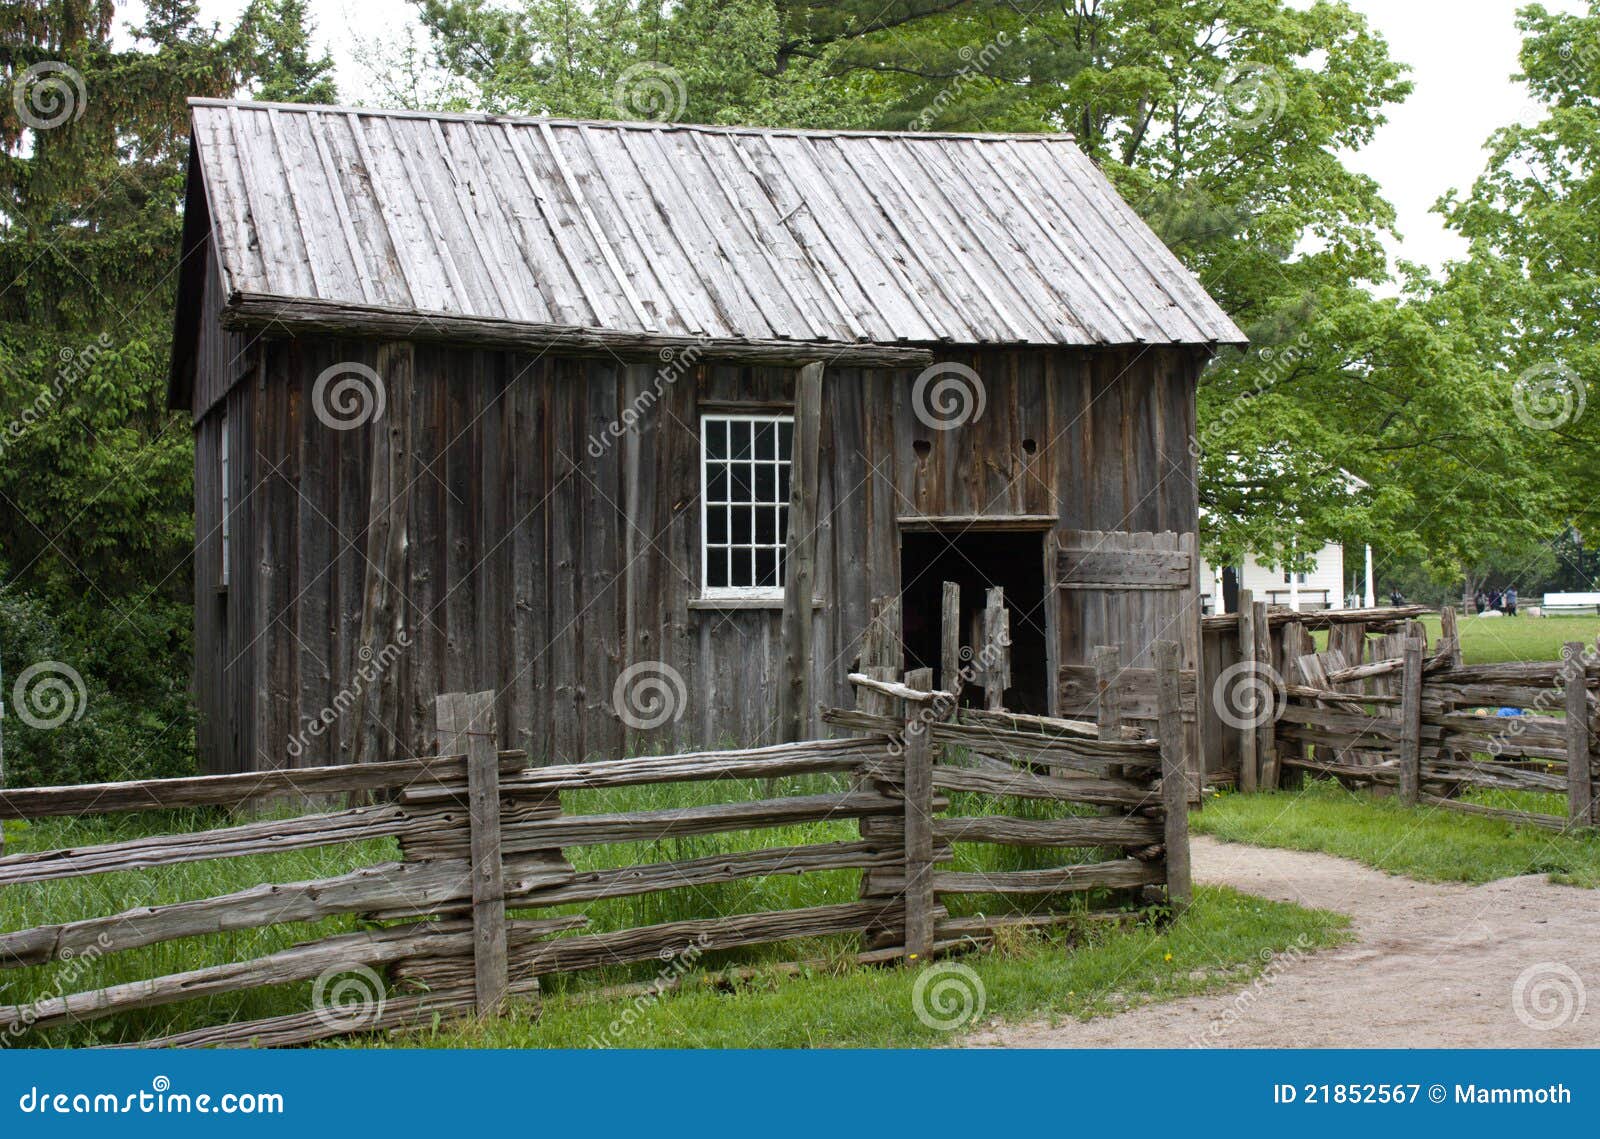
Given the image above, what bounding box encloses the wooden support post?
[1252,599,1275,792]
[435,691,508,1016]
[1440,606,1463,668]
[1153,640,1191,911]
[351,343,414,768]
[940,581,962,710]
[1398,635,1425,807]
[902,667,935,959]
[1564,641,1596,827]
[983,587,1009,712]
[778,360,824,742]
[1236,589,1258,792]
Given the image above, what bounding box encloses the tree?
[0,0,335,784]
[233,0,339,104]
[1441,2,1600,548]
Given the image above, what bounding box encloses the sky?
[147,0,1585,273]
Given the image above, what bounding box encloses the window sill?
[688,597,823,611]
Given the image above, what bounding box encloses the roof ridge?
[187,97,1077,143]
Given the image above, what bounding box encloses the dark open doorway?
[899,529,1050,714]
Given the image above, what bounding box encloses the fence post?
[435,691,509,1016]
[983,587,1009,712]
[941,581,962,709]
[1093,645,1122,742]
[1252,599,1275,793]
[1236,589,1258,792]
[901,667,935,959]
[1398,635,1424,807]
[1564,642,1596,827]
[777,360,824,743]
[1153,640,1191,911]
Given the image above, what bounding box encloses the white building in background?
[1199,542,1375,615]
[1200,468,1375,616]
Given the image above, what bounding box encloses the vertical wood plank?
[1565,641,1595,827]
[352,343,414,767]
[1398,634,1425,807]
[778,360,824,741]
[902,666,935,959]
[940,580,962,706]
[1252,599,1275,791]
[983,586,1009,712]
[1236,589,1258,793]
[1154,640,1191,910]
[435,690,508,1015]
[1093,644,1122,741]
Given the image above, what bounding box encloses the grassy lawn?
[1415,612,1600,664]
[1195,780,1600,888]
[1,774,1350,1048]
[364,885,1349,1049]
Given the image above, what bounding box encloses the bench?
[1541,592,1600,615]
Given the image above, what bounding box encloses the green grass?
[3,772,1349,1048]
[1416,612,1600,665]
[364,885,1350,1049]
[1194,779,1600,888]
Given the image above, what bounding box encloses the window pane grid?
[702,414,793,596]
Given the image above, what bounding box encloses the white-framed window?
[700,414,793,599]
[1282,569,1306,584]
[219,411,231,589]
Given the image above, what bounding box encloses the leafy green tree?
[0,0,334,785]
[1442,2,1600,550]
[233,0,339,104]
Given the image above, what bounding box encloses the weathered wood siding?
[191,339,1205,772]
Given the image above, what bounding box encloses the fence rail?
[0,640,1191,1049]
[1209,597,1600,831]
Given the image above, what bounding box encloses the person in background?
[1389,588,1404,607]
[1475,589,1488,614]
[1489,588,1503,612]
[1505,585,1518,616]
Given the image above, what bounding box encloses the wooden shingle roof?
[184,99,1245,352]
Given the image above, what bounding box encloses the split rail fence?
[1,645,1190,1048]
[1205,596,1599,831]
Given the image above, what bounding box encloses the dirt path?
[969,836,1599,1048]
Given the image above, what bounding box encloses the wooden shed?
[168,99,1245,774]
